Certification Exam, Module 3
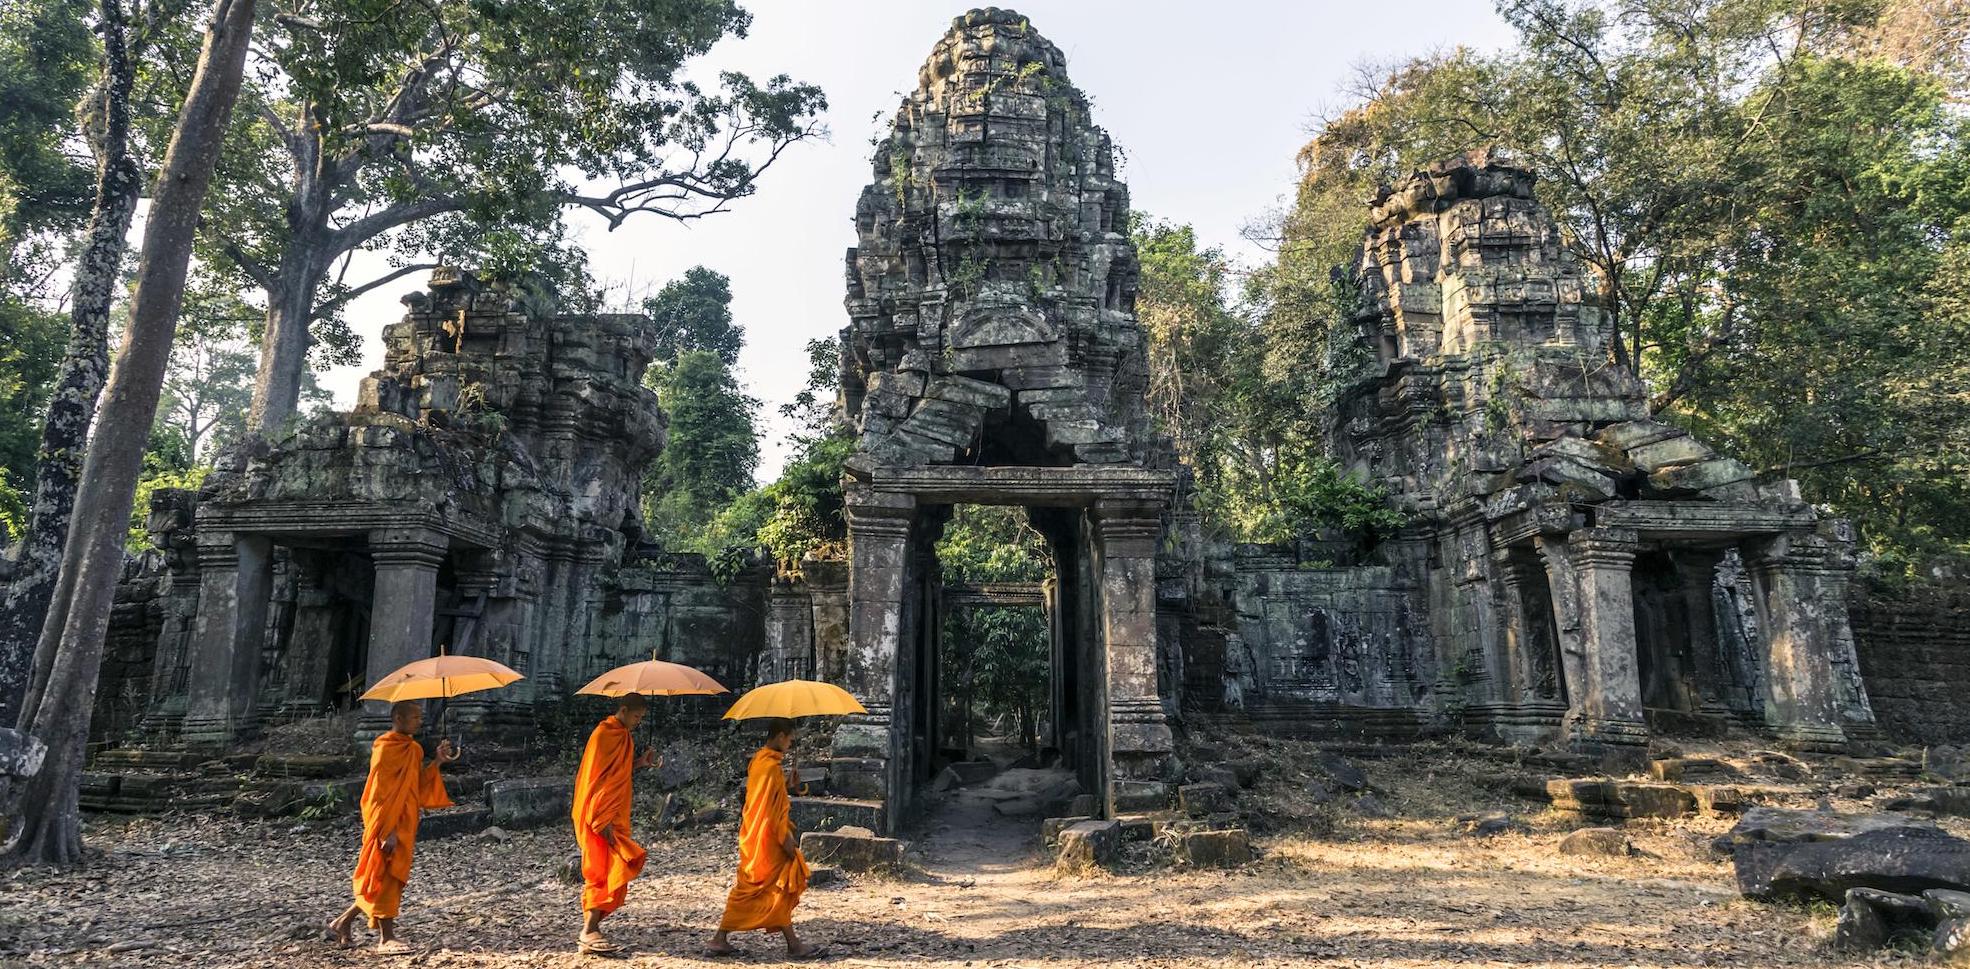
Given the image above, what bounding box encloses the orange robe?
[572,716,647,914]
[351,731,452,926]
[718,747,809,932]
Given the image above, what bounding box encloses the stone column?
[180,532,274,748]
[281,559,340,717]
[763,580,814,684]
[836,486,917,829]
[1671,548,1733,720]
[1548,528,1649,756]
[1743,533,1851,750]
[359,526,447,738]
[1091,498,1174,815]
[1493,548,1565,734]
[445,558,501,729]
[803,558,850,685]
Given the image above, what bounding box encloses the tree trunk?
[0,0,142,727]
[246,229,327,439]
[4,0,256,868]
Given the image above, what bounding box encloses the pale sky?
[320,0,1517,480]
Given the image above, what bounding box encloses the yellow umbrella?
[576,659,728,697]
[359,654,524,703]
[721,679,867,721]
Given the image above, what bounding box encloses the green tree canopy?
[645,266,742,367]
[643,349,760,545]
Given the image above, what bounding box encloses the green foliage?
[0,0,95,278]
[644,266,742,367]
[1132,215,1403,546]
[128,461,207,552]
[777,336,842,440]
[696,430,855,576]
[187,0,824,374]
[0,298,65,491]
[643,350,759,545]
[0,466,26,547]
[936,506,1050,750]
[1260,0,1970,569]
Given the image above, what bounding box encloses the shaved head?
[762,718,795,748]
[614,692,649,728]
[390,701,423,734]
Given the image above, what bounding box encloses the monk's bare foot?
[787,941,822,959]
[705,939,741,957]
[321,919,353,947]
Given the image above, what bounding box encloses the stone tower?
[833,9,1179,829]
[841,6,1159,471]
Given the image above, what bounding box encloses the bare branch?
[310,261,440,321]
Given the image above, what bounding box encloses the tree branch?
[310,261,439,321]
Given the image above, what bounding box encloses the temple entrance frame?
[838,466,1176,834]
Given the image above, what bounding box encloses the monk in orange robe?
[708,718,817,958]
[325,700,458,953]
[573,694,658,955]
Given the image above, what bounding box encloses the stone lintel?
[1590,500,1815,539]
[943,582,1048,608]
[195,500,500,550]
[860,464,1175,508]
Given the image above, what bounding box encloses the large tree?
[0,0,186,725]
[5,0,257,866]
[645,266,742,367]
[644,348,760,545]
[193,0,823,441]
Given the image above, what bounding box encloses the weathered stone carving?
[832,9,1178,830]
[1208,153,1878,757]
[120,270,762,747]
[841,6,1160,471]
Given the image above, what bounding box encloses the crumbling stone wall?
[1850,580,1970,743]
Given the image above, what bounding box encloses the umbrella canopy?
[576,660,728,698]
[359,655,524,703]
[721,679,867,721]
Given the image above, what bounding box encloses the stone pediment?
[949,298,1054,349]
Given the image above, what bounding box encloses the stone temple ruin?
[831,6,1180,823]
[79,7,1962,835]
[105,269,761,747]
[1299,156,1873,755]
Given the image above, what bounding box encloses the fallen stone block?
[1713,806,1939,855]
[419,806,491,841]
[252,753,354,779]
[1178,782,1232,817]
[993,796,1041,817]
[484,776,574,829]
[1042,816,1093,845]
[1546,779,1695,819]
[1056,820,1120,870]
[1111,780,1168,812]
[799,828,908,872]
[1735,827,1970,902]
[1173,829,1252,868]
[789,797,882,834]
[1311,752,1368,792]
[1558,827,1633,857]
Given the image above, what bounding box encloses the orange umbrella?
[721,679,866,720]
[360,654,524,703]
[576,659,728,698]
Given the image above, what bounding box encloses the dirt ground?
[0,742,1929,969]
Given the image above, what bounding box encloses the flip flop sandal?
[374,940,418,956]
[318,925,352,948]
[788,944,827,961]
[704,945,742,959]
[577,937,625,957]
